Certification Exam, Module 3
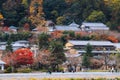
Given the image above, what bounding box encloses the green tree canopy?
[86,10,106,23]
[49,40,66,65]
[38,33,50,49]
[82,54,90,68]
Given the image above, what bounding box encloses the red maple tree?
[12,48,33,66]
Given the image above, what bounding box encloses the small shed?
[0,60,5,71]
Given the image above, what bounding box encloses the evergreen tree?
[38,33,49,49]
[82,43,93,68]
[6,39,13,52]
[82,54,90,68]
[49,40,66,71]
[85,43,93,57]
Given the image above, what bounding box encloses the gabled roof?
[68,40,114,46]
[69,21,79,27]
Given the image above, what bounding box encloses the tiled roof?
[82,22,106,26]
[82,22,109,30]
[55,25,80,31]
[68,40,114,46]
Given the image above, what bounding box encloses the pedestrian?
[111,66,114,73]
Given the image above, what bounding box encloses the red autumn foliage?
[12,48,33,66]
[107,36,118,43]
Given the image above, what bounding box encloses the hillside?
[43,0,120,31]
[0,0,120,32]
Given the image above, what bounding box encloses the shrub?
[4,66,12,73]
[17,68,32,73]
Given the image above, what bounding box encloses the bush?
[58,67,64,72]
[17,68,32,73]
[4,66,12,73]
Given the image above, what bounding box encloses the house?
[47,21,80,32]
[0,42,7,50]
[12,40,30,51]
[65,40,116,55]
[80,22,109,32]
[9,26,17,33]
[0,40,30,51]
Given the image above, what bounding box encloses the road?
[0,72,120,79]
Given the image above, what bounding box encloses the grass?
[87,69,109,72]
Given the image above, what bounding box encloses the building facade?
[65,40,116,55]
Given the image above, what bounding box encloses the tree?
[49,40,66,71]
[22,0,29,8]
[85,43,93,57]
[82,54,90,68]
[12,48,33,67]
[82,43,93,68]
[2,0,27,26]
[38,33,49,49]
[51,31,63,39]
[29,0,45,27]
[0,13,3,20]
[86,10,106,23]
[5,39,13,52]
[33,50,50,70]
[43,0,67,22]
[106,36,118,43]
[56,16,66,25]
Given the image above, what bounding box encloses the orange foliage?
[75,31,89,37]
[51,30,63,39]
[0,13,3,19]
[107,36,118,43]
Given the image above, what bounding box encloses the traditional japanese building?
[65,40,116,55]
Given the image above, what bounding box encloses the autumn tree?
[12,48,33,67]
[33,50,50,70]
[51,31,63,39]
[106,36,118,43]
[29,0,46,27]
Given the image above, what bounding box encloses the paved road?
[0,72,120,79]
